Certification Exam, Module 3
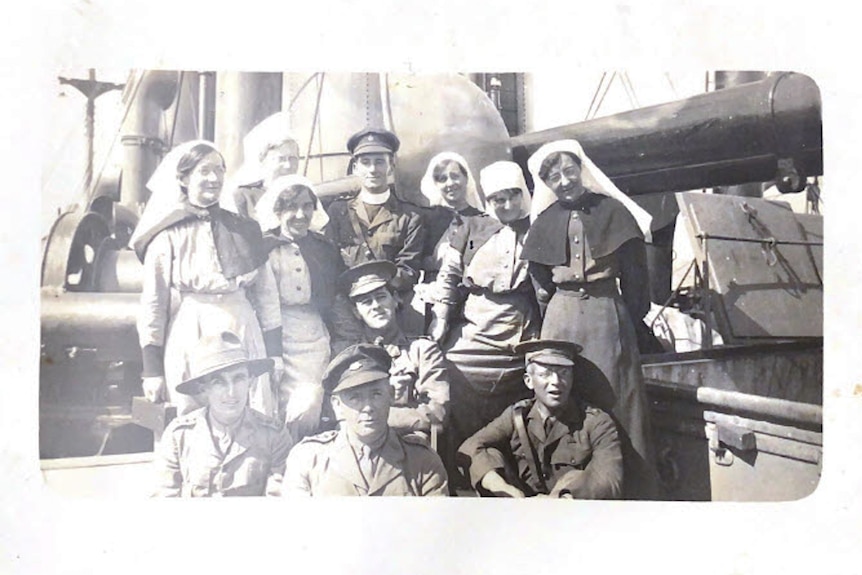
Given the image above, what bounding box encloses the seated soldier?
[335,260,450,438]
[457,339,623,499]
[153,331,294,497]
[276,344,449,496]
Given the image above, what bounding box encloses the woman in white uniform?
[428,160,541,453]
[132,140,283,418]
[255,175,351,440]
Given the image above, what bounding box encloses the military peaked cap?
[347,127,400,156]
[322,343,392,395]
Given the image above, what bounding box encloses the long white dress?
[138,217,281,417]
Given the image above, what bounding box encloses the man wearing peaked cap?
[346,127,401,156]
[458,339,624,499]
[325,127,425,334]
[274,343,449,496]
[331,260,451,445]
[152,331,294,497]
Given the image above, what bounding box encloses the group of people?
[132,111,660,498]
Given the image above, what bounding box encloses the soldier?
[152,331,294,497]
[325,128,425,331]
[275,344,449,496]
[458,339,623,499]
[335,260,450,438]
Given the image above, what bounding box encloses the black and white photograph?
[2,1,860,574]
[37,69,824,501]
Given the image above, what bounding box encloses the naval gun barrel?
[511,72,822,195]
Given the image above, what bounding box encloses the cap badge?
[348,361,364,372]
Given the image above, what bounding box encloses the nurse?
[255,174,353,440]
[521,139,659,499]
[428,160,540,454]
[131,140,283,418]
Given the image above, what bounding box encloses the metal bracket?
[708,422,756,466]
[121,134,167,155]
[775,157,806,194]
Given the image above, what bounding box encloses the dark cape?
[133,205,268,279]
[521,193,643,265]
[262,229,346,316]
[449,213,530,268]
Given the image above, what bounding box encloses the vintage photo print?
[2,1,859,573]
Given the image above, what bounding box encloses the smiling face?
[201,364,251,424]
[542,152,585,204]
[352,286,397,331]
[261,140,300,184]
[432,160,469,209]
[275,187,315,239]
[181,150,226,208]
[524,362,574,412]
[485,187,524,223]
[353,153,393,194]
[330,379,392,444]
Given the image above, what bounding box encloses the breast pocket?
[228,458,268,495]
[550,439,593,471]
[373,226,399,254]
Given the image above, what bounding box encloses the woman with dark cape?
[521,139,659,499]
[131,140,283,418]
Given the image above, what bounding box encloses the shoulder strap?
[346,205,385,261]
[513,404,547,494]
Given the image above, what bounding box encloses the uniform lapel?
[185,410,225,495]
[367,197,396,231]
[221,410,253,468]
[351,197,371,228]
[330,431,371,494]
[367,431,407,495]
[544,417,571,448]
[526,402,546,444]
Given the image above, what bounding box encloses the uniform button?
[574,237,580,244]
[294,250,300,256]
[574,254,580,260]
[296,286,302,291]
[578,288,585,293]
[572,213,579,219]
[295,268,302,272]
[575,275,581,280]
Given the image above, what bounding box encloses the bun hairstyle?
[175,143,224,189]
[537,151,582,183]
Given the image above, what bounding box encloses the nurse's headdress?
[527,139,652,241]
[254,174,330,234]
[419,151,484,211]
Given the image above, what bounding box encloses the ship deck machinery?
[41,72,822,500]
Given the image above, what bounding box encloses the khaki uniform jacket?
[387,337,451,434]
[153,407,293,497]
[276,429,448,496]
[458,398,623,499]
[326,194,424,291]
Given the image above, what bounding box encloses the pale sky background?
[41,69,709,236]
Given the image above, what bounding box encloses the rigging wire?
[585,72,608,120]
[302,73,326,177]
[620,71,640,108]
[590,71,617,119]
